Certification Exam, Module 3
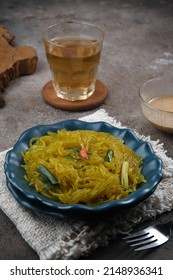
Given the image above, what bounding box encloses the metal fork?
[122,219,173,251]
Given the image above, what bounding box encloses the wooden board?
[0,26,38,108]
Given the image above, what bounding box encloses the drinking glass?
[43,21,104,101]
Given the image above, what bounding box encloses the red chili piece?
[79,148,88,159]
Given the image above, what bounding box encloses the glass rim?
[139,76,173,114]
[42,20,104,47]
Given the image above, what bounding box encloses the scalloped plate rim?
[4,120,163,213]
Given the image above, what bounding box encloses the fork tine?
[123,221,172,251]
[122,231,149,240]
[125,234,153,243]
[134,240,162,251]
[130,236,157,247]
[130,232,168,251]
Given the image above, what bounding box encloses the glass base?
[42,79,108,111]
[53,84,95,101]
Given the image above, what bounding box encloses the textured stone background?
[0,0,173,259]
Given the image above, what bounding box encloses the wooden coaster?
[42,80,108,111]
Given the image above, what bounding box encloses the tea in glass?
[43,22,104,101]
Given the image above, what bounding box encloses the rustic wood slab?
[0,26,38,107]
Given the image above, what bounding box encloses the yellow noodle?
[22,129,146,205]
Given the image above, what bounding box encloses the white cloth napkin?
[1,109,173,259]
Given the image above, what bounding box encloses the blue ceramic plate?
[4,120,162,221]
[6,179,72,221]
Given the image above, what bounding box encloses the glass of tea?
[42,21,104,101]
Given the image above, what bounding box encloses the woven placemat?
[0,109,173,259]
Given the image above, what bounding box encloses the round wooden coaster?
[42,80,108,111]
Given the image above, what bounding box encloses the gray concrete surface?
[0,0,173,259]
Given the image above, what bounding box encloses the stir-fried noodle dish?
[22,129,146,205]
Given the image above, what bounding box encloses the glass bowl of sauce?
[139,76,173,133]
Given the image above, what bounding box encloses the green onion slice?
[105,149,114,162]
[29,137,39,147]
[121,161,129,188]
[37,164,58,189]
